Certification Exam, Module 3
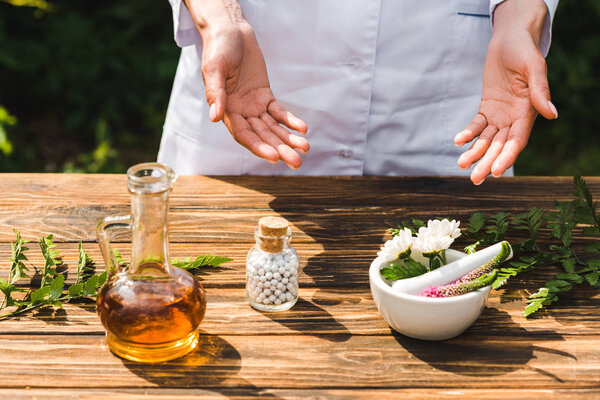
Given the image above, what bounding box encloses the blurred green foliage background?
[0,0,598,175]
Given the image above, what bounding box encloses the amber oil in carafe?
[96,163,206,363]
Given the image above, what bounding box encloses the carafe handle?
[96,215,131,276]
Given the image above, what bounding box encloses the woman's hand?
[454,0,558,185]
[185,0,310,169]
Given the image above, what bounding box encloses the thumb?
[203,66,227,122]
[527,55,558,120]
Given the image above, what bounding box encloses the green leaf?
[561,258,576,273]
[525,287,559,317]
[584,242,600,253]
[585,272,599,286]
[112,249,126,267]
[82,275,100,297]
[411,219,426,230]
[587,259,600,268]
[464,241,480,255]
[0,278,15,307]
[466,212,485,234]
[9,229,30,285]
[77,242,94,283]
[68,283,84,298]
[98,271,107,287]
[492,258,537,289]
[30,286,50,305]
[38,234,61,287]
[582,226,600,236]
[555,273,584,284]
[380,258,427,281]
[171,255,233,271]
[48,275,65,300]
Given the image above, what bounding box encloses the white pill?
[270,285,277,292]
[270,279,278,286]
[275,299,282,305]
[263,298,271,305]
[284,262,291,269]
[264,288,272,296]
[286,292,294,301]
[278,266,286,274]
[274,289,282,296]
[265,272,273,280]
[273,272,281,280]
[289,276,297,284]
[287,283,295,291]
[284,270,291,278]
[277,282,285,290]
[258,268,265,276]
[281,277,289,284]
[278,293,286,301]
[260,276,267,283]
[291,269,298,277]
[257,281,263,288]
[269,295,276,302]
[258,292,265,299]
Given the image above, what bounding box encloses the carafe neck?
[130,190,171,275]
[127,163,177,277]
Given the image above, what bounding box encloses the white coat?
[160,0,557,176]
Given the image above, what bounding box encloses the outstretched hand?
[186,0,309,169]
[454,0,557,185]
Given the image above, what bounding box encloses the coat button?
[339,149,354,158]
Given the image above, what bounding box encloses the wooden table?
[0,174,599,399]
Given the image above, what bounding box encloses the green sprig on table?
[0,234,232,320]
[389,174,600,317]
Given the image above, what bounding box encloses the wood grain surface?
[0,174,599,399]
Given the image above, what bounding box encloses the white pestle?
[392,241,512,295]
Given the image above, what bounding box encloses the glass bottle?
[96,163,206,363]
[246,217,299,312]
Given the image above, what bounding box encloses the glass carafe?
[96,163,206,363]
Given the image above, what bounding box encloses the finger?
[260,113,310,153]
[267,101,308,134]
[224,114,279,162]
[455,113,487,146]
[202,65,227,122]
[490,118,533,177]
[470,128,509,185]
[457,125,498,170]
[526,54,558,120]
[247,117,303,169]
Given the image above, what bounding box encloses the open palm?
[201,24,309,169]
[455,31,558,185]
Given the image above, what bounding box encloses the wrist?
[492,0,548,41]
[184,0,251,40]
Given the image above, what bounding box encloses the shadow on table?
[393,307,575,381]
[212,176,395,303]
[123,331,283,399]
[259,297,352,342]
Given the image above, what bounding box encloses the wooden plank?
[3,388,600,400]
[0,287,599,337]
[0,175,597,243]
[0,333,597,389]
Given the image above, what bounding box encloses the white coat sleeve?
[490,0,559,57]
[168,0,202,47]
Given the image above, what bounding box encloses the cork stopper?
[258,217,289,253]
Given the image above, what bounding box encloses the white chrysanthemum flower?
[412,232,454,255]
[426,219,461,239]
[377,228,413,263]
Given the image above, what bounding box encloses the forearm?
[183,0,249,40]
[492,0,548,42]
